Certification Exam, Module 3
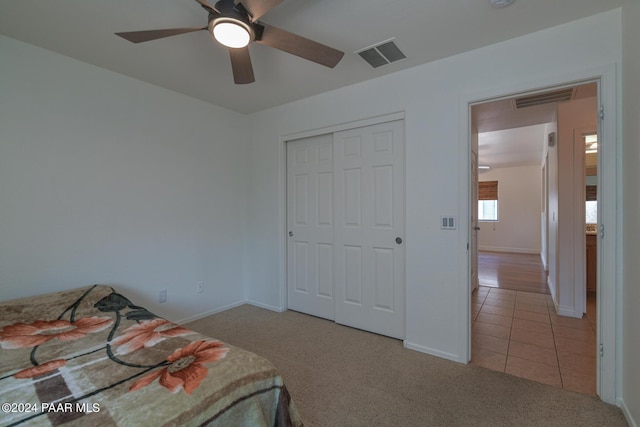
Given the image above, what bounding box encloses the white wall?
[544,121,559,301]
[478,165,542,254]
[555,97,598,317]
[621,1,640,425]
[244,10,622,361]
[0,36,249,323]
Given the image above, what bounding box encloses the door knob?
[395,237,403,244]
[474,227,481,230]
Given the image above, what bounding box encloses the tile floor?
[471,286,597,395]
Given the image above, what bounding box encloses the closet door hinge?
[599,105,605,120]
[599,343,604,357]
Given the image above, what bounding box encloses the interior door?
[286,134,335,320]
[471,150,479,293]
[333,120,405,339]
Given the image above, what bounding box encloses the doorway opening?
[468,82,600,395]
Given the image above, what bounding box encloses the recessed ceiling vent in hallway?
[514,88,575,108]
[356,39,406,68]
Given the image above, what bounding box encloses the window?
[478,180,498,221]
[479,200,498,221]
[586,185,597,224]
[585,201,597,224]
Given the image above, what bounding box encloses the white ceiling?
[473,82,597,169]
[0,0,623,114]
[478,124,548,169]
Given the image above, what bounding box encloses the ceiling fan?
[115,0,345,84]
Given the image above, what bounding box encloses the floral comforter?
[0,285,302,427]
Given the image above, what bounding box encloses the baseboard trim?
[540,253,548,271]
[556,304,582,318]
[246,299,286,313]
[548,279,557,304]
[178,299,286,324]
[177,300,247,324]
[403,341,462,363]
[619,398,638,427]
[479,246,540,254]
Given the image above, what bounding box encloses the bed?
[0,285,303,427]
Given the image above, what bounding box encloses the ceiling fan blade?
[193,0,219,13]
[229,47,255,84]
[116,27,206,43]
[239,0,283,21]
[257,24,344,68]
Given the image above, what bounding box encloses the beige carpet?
[186,305,627,427]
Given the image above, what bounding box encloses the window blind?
[479,181,498,201]
[586,185,597,202]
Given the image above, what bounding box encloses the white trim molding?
[459,63,620,405]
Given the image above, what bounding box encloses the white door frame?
[573,125,597,318]
[458,64,619,404]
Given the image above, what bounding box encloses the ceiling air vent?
[514,88,575,109]
[356,39,406,68]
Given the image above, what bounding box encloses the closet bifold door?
[286,133,335,320]
[333,120,405,339]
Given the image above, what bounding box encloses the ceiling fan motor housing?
[209,0,267,44]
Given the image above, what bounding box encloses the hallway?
[471,252,597,395]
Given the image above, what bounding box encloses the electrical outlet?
[159,289,167,303]
[196,281,204,294]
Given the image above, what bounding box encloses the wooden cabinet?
[586,234,597,293]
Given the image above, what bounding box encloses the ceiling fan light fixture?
[212,20,251,48]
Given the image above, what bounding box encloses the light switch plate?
[441,216,456,230]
